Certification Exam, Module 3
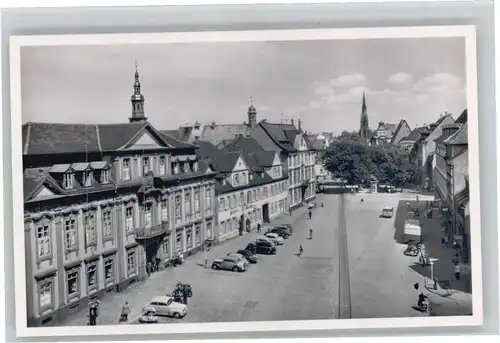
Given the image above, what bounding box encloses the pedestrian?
[308,210,312,220]
[298,244,304,257]
[120,302,131,322]
[147,261,152,276]
[257,223,261,233]
[454,261,461,280]
[416,195,419,202]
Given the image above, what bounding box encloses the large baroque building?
[22,68,217,326]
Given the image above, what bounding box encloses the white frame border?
[9,26,482,338]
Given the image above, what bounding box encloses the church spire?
[359,92,370,143]
[129,61,147,123]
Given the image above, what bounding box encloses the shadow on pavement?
[401,201,472,295]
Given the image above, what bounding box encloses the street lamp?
[428,257,438,290]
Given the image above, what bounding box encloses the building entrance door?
[262,204,270,223]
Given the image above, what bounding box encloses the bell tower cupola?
[129,61,147,123]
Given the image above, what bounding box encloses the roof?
[199,124,252,146]
[252,151,276,167]
[390,120,411,144]
[215,152,241,173]
[455,109,468,124]
[221,136,265,154]
[258,121,299,152]
[214,166,287,194]
[400,127,428,142]
[446,123,468,145]
[23,121,196,156]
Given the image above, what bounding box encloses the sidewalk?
[404,199,473,317]
[60,199,315,326]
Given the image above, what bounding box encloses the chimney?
[291,118,295,126]
[298,119,302,131]
[211,122,216,130]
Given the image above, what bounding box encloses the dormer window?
[102,169,110,184]
[122,158,131,181]
[83,171,92,187]
[63,172,74,189]
[234,174,240,186]
[190,161,198,172]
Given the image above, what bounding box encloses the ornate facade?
[23,68,217,327]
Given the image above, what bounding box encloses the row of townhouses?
[407,109,469,262]
[22,68,317,326]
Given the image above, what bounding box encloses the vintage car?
[143,296,188,318]
[264,232,285,245]
[212,255,247,272]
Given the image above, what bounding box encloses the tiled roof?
[390,120,410,144]
[198,124,251,147]
[400,127,427,142]
[456,109,468,124]
[258,121,298,152]
[252,151,276,167]
[161,129,181,140]
[215,152,241,173]
[22,121,196,156]
[221,136,265,154]
[446,123,468,145]
[23,122,101,155]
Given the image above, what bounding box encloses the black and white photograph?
[10,27,482,337]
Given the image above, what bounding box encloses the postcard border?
[9,25,483,338]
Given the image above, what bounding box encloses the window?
[194,191,200,213]
[122,158,131,180]
[172,162,179,174]
[159,156,166,175]
[192,162,198,172]
[143,157,150,175]
[195,225,201,244]
[86,263,97,290]
[186,229,193,249]
[252,190,256,201]
[127,250,136,274]
[205,188,212,212]
[183,162,190,173]
[101,169,110,184]
[37,224,51,258]
[63,172,74,189]
[161,199,168,221]
[185,192,192,215]
[247,191,251,204]
[104,258,114,282]
[242,173,247,184]
[219,198,225,211]
[234,173,240,186]
[67,269,79,297]
[39,281,52,309]
[102,208,112,239]
[240,192,244,205]
[176,232,182,252]
[83,212,96,247]
[175,195,181,219]
[207,222,212,238]
[162,237,170,256]
[125,205,134,232]
[144,203,152,229]
[64,218,77,251]
[83,171,92,187]
[264,187,268,197]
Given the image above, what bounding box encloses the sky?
[20,37,467,134]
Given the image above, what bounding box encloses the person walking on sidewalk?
[454,261,461,280]
[257,223,262,233]
[298,244,304,257]
[308,210,312,220]
[120,302,131,323]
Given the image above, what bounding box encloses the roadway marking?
[338,194,352,319]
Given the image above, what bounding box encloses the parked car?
[226,253,250,268]
[236,249,258,264]
[212,255,247,272]
[246,241,276,255]
[267,227,290,239]
[274,224,293,235]
[138,307,159,324]
[143,296,188,318]
[256,235,274,244]
[264,232,285,245]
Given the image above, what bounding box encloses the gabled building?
[409,112,455,188]
[370,121,398,146]
[22,67,217,327]
[195,139,288,242]
[398,127,428,151]
[251,120,317,209]
[390,120,412,145]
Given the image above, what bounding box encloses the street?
[62,192,437,327]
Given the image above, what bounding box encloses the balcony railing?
[135,221,170,239]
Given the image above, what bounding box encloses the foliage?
[324,134,419,186]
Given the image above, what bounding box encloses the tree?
[324,135,418,187]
